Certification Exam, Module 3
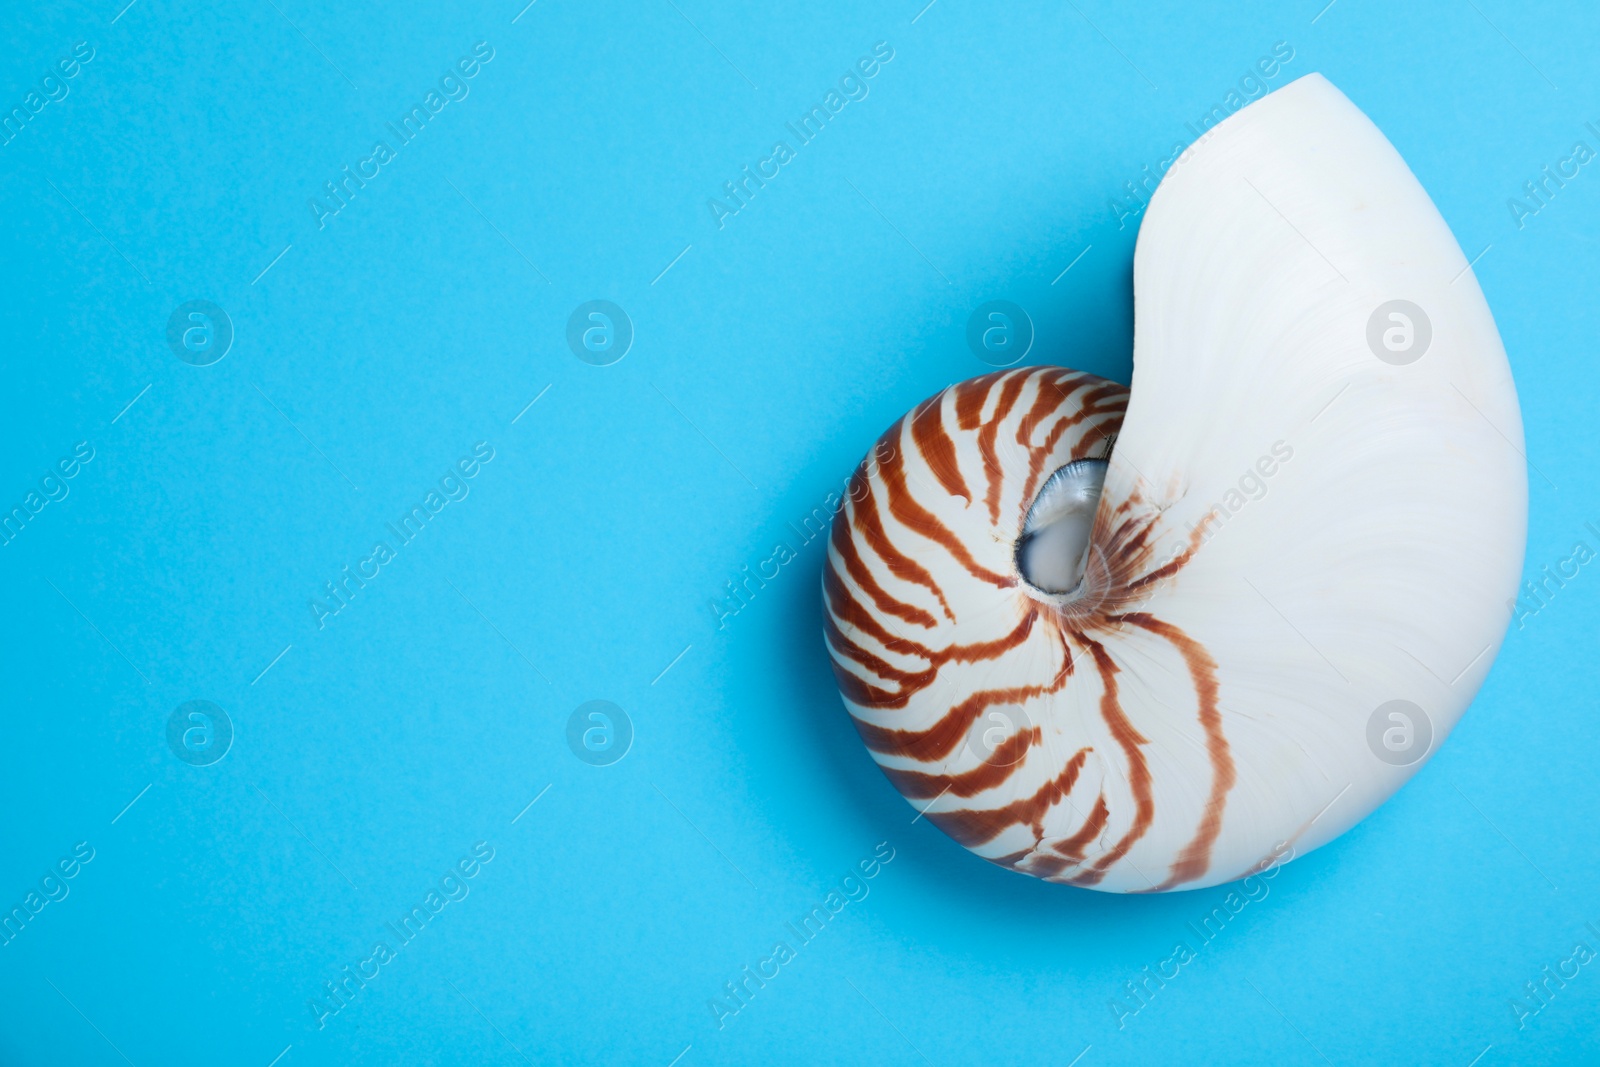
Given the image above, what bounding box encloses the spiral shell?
[825,368,1215,890]
[823,74,1525,892]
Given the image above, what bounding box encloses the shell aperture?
[1018,458,1110,596]
[822,74,1526,892]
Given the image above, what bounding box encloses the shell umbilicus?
[823,74,1526,892]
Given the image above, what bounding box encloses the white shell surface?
[824,73,1527,892]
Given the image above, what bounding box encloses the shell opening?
[1015,458,1108,597]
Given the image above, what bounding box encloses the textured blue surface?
[1,1,1596,1064]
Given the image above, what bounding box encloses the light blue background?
[1,0,1596,1063]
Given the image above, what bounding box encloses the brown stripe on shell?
[1117,612,1235,891]
[978,372,1031,524]
[1016,387,1129,530]
[953,369,1018,431]
[926,747,1091,849]
[828,500,942,630]
[879,725,1042,800]
[823,616,939,710]
[1060,635,1154,887]
[911,395,970,503]
[828,609,1040,713]
[822,556,936,662]
[1018,852,1075,879]
[1012,372,1087,456]
[842,454,959,623]
[851,668,1071,763]
[875,427,1013,590]
[1052,793,1111,862]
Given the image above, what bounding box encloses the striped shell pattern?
[823,367,1244,892]
[821,74,1526,893]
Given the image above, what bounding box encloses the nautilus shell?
[823,74,1526,892]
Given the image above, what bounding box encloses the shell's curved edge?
[824,74,1527,893]
[1121,72,1526,874]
